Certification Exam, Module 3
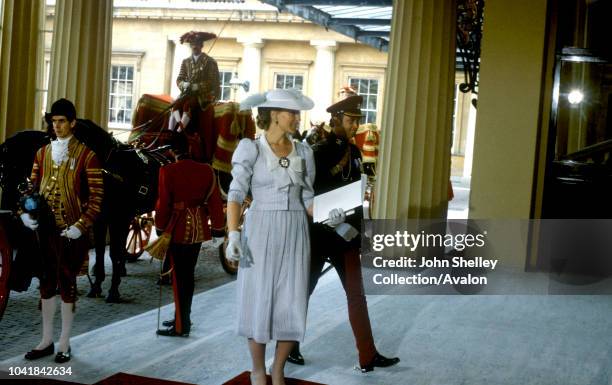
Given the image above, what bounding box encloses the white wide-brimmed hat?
[240,89,314,111]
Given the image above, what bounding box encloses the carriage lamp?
[229,72,250,99]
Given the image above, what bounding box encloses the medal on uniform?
[279,157,290,168]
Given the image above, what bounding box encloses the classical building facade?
[4,0,610,276]
[39,0,473,176]
[42,0,388,130]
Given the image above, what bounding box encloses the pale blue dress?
[228,135,315,343]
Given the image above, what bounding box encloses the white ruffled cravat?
[51,135,72,165]
[260,135,311,191]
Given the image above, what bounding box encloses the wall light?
[567,89,584,105]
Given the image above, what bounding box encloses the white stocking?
[168,109,181,131]
[178,113,190,133]
[36,296,57,349]
[58,301,75,353]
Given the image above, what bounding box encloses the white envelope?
[313,175,367,223]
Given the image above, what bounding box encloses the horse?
[304,121,331,146]
[73,120,172,302]
[0,121,172,304]
[0,130,52,320]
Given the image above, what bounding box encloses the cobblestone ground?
[0,243,235,359]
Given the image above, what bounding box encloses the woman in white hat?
[225,89,315,385]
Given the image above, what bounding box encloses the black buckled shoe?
[156,327,189,337]
[25,343,54,360]
[162,319,175,327]
[54,347,71,364]
[162,319,193,328]
[287,344,305,365]
[359,352,400,373]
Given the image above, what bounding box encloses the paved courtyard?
[0,243,234,359]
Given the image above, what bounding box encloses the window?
[219,71,233,101]
[275,73,304,90]
[109,64,134,127]
[349,77,379,124]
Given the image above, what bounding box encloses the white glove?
[20,213,38,230]
[190,83,199,92]
[61,225,83,240]
[225,230,242,262]
[180,81,191,91]
[326,208,346,228]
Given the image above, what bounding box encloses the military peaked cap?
[326,95,363,118]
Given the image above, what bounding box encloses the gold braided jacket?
[176,53,220,107]
[30,138,104,232]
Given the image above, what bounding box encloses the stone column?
[468,0,547,219]
[47,0,112,127]
[237,37,264,99]
[0,0,45,141]
[310,40,336,123]
[373,0,456,219]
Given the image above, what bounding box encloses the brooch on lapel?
[279,157,290,168]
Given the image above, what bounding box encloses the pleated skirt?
[236,209,310,343]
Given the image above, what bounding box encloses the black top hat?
[326,95,363,118]
[45,98,77,125]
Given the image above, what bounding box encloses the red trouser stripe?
[169,254,184,333]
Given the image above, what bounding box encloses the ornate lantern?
[456,0,485,100]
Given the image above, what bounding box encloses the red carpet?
[222,371,326,385]
[0,372,195,384]
[95,372,196,385]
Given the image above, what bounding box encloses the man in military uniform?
[289,95,400,372]
[169,30,220,134]
[154,132,225,337]
[22,99,104,363]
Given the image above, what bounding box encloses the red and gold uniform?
[154,159,224,334]
[169,31,220,161]
[352,123,380,176]
[176,53,220,110]
[30,138,104,303]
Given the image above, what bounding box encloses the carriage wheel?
[0,216,12,321]
[126,213,153,262]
